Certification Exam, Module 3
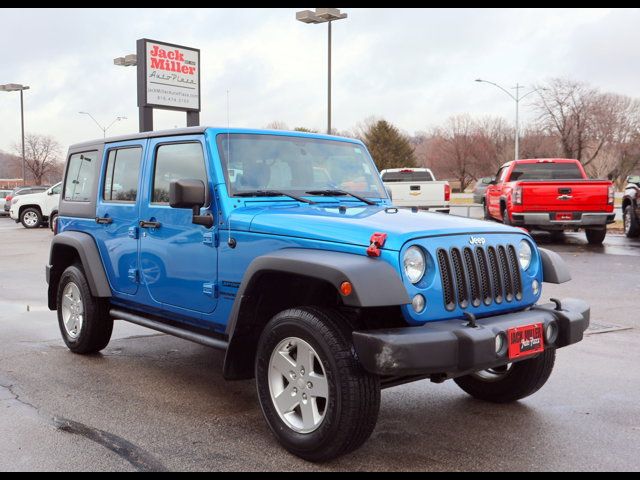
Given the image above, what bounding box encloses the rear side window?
[152,142,207,204]
[103,147,142,202]
[382,170,434,182]
[64,151,99,202]
[510,162,583,181]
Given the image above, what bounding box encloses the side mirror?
[169,179,213,228]
[627,175,640,185]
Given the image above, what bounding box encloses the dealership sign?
[137,39,200,111]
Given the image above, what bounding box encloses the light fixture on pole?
[113,54,137,67]
[475,79,544,160]
[296,8,348,135]
[79,111,127,138]
[0,83,30,184]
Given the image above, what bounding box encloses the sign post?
[136,38,201,132]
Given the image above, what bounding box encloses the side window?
[51,184,62,195]
[64,151,98,202]
[495,167,508,184]
[152,142,207,204]
[103,147,142,202]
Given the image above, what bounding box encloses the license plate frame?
[507,323,545,360]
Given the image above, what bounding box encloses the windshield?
[382,170,434,182]
[217,134,387,199]
[510,162,584,181]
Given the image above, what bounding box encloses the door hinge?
[203,231,219,247]
[128,226,139,239]
[128,268,139,283]
[203,282,219,298]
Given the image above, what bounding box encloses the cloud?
[0,8,638,155]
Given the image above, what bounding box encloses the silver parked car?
[472,176,494,204]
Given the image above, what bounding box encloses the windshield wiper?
[235,190,315,204]
[305,189,377,206]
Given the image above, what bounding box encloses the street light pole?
[20,88,26,182]
[1,83,30,185]
[296,8,348,135]
[475,79,542,161]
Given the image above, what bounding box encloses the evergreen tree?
[361,120,417,170]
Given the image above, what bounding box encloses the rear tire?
[49,212,58,233]
[20,207,42,229]
[483,199,490,220]
[585,228,606,245]
[502,208,512,226]
[57,265,113,354]
[454,349,556,403]
[624,205,640,238]
[255,307,380,462]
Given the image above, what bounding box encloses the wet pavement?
[0,218,638,471]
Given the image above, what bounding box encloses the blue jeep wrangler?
[47,127,589,461]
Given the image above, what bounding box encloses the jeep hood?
[233,203,524,251]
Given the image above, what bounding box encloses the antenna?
[226,90,236,248]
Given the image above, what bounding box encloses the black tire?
[585,228,606,245]
[49,212,58,233]
[502,207,512,226]
[549,230,565,242]
[20,207,42,229]
[483,199,491,220]
[255,307,380,462]
[454,349,556,403]
[623,205,640,238]
[57,264,113,354]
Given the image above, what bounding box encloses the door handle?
[139,220,161,229]
[95,216,113,225]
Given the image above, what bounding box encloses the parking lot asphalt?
[0,218,638,471]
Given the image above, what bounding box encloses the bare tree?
[14,134,62,185]
[533,78,621,167]
[265,120,289,130]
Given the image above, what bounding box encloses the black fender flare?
[539,248,571,284]
[222,248,410,379]
[47,231,111,309]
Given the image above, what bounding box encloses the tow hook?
[550,298,563,311]
[464,312,478,328]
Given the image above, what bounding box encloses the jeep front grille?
[437,244,523,311]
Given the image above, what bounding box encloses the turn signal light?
[340,281,353,296]
[607,185,614,205]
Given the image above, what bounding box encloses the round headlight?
[518,240,532,270]
[403,246,426,284]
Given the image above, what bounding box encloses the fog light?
[545,322,558,343]
[532,280,540,296]
[412,294,426,313]
[495,333,506,355]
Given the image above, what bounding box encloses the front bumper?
[352,297,589,377]
[511,212,615,229]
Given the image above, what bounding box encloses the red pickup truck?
[484,158,615,244]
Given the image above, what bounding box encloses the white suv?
[10,182,61,229]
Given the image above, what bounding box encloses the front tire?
[585,228,606,245]
[20,207,42,229]
[624,205,640,238]
[255,307,380,462]
[454,349,556,403]
[57,265,113,354]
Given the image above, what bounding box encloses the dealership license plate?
[556,213,573,221]
[507,323,545,360]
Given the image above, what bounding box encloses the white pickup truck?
[380,168,450,213]
[10,182,61,229]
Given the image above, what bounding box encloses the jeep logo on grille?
[469,236,486,246]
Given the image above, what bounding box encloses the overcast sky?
[1,8,639,154]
